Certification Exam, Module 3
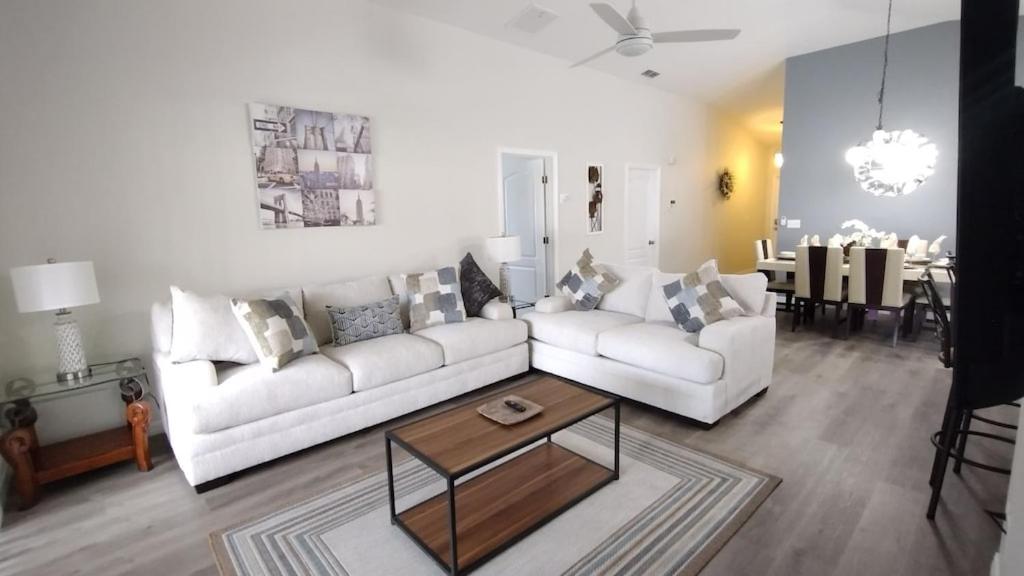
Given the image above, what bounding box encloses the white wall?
[0,0,735,443]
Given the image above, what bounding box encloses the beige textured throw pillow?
[231,294,318,372]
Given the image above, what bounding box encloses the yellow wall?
[705,112,776,273]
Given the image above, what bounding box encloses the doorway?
[624,164,661,267]
[499,150,557,304]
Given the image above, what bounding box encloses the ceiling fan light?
[616,35,653,57]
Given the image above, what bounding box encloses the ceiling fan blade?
[652,29,741,43]
[570,45,617,68]
[590,3,637,35]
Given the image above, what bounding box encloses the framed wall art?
[587,164,604,235]
[249,103,375,229]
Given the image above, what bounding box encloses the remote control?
[504,399,527,413]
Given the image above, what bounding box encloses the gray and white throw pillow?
[662,260,743,333]
[404,266,467,332]
[231,294,318,371]
[327,295,404,346]
[555,249,621,311]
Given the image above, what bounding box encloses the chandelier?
[845,0,938,197]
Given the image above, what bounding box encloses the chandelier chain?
[877,0,894,130]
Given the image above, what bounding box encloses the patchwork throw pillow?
[555,249,621,311]
[662,260,743,333]
[404,266,467,332]
[231,294,318,371]
[327,295,404,346]
[459,252,502,317]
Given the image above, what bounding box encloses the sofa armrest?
[698,316,776,408]
[479,298,513,320]
[761,292,777,318]
[152,352,218,440]
[535,295,573,314]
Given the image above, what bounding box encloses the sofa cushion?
[645,271,682,324]
[320,333,443,392]
[193,354,353,434]
[415,318,527,365]
[521,309,642,356]
[596,263,653,318]
[170,286,260,365]
[597,323,724,384]
[303,276,393,346]
[720,273,768,316]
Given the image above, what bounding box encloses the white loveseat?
[151,275,528,488]
[522,264,776,427]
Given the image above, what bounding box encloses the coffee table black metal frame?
[383,383,620,576]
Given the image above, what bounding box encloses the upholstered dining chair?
[846,247,913,347]
[755,239,794,311]
[794,245,846,336]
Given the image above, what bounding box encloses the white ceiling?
[374,0,968,145]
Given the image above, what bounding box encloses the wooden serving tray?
[477,395,543,425]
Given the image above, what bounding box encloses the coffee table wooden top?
[387,377,615,477]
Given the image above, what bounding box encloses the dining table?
[756,256,953,284]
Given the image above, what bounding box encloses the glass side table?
[509,298,536,319]
[0,358,153,510]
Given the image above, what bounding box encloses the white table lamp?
[11,259,100,381]
[486,235,521,303]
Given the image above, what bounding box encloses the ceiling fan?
[572,1,741,68]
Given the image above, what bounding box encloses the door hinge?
[541,175,548,185]
[543,236,550,245]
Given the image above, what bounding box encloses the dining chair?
[794,245,846,336]
[924,264,1018,519]
[755,238,794,311]
[846,247,912,347]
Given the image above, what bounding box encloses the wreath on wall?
[718,169,734,199]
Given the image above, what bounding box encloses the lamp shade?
[486,235,522,263]
[10,261,100,313]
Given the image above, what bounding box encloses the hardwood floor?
[0,315,1013,576]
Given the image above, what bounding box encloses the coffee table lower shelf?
[395,441,615,574]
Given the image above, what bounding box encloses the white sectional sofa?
[151,276,528,488]
[522,264,776,427]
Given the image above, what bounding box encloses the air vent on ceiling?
[641,69,661,79]
[506,3,559,34]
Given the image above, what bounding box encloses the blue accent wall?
[779,21,966,251]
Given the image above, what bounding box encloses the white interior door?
[502,155,547,303]
[624,165,661,267]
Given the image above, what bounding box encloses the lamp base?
[498,262,511,303]
[54,313,89,381]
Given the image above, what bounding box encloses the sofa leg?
[194,474,236,494]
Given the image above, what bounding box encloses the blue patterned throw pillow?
[327,295,404,346]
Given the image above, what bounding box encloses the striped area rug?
[211,418,779,576]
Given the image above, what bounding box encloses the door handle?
[648,240,656,246]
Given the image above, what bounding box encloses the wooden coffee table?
[385,376,620,575]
